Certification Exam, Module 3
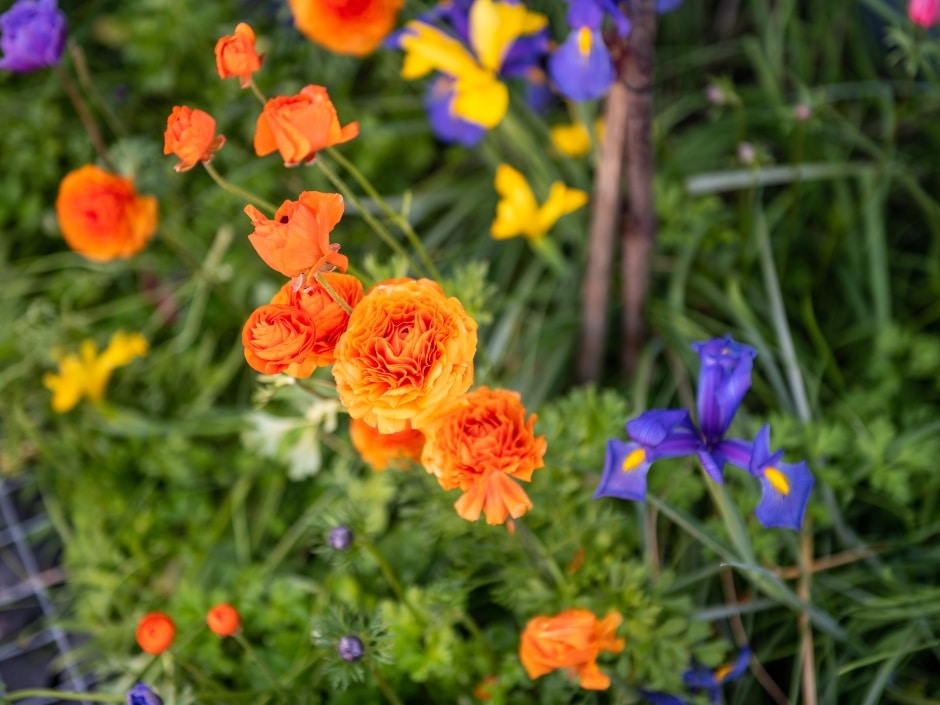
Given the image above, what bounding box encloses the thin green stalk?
[315,159,427,278]
[366,658,405,705]
[360,537,423,623]
[3,691,124,703]
[326,148,441,280]
[54,64,115,172]
[315,272,354,315]
[249,79,267,105]
[202,162,278,215]
[512,518,569,593]
[233,632,287,701]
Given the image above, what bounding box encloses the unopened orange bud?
[206,603,241,637]
[135,612,176,654]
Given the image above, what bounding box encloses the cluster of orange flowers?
[136,604,240,655]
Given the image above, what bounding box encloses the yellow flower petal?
[535,183,589,236]
[550,123,592,157]
[469,0,548,73]
[491,165,539,240]
[399,22,480,80]
[451,71,509,128]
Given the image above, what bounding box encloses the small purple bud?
[338,634,365,662]
[793,104,811,122]
[737,142,756,165]
[127,683,163,705]
[704,84,725,106]
[327,525,353,551]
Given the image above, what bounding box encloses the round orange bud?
[135,612,176,654]
[206,603,240,637]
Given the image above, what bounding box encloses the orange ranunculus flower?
[55,165,158,262]
[244,191,348,278]
[270,272,363,366]
[254,85,359,166]
[332,278,478,434]
[242,303,318,378]
[519,609,625,690]
[349,417,425,471]
[215,22,263,88]
[421,387,546,524]
[136,612,176,655]
[287,0,404,57]
[163,106,225,172]
[206,603,241,637]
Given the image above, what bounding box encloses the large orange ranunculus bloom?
[349,417,425,471]
[242,303,318,378]
[333,278,478,434]
[244,191,348,278]
[421,387,546,524]
[288,0,404,57]
[55,165,158,262]
[254,85,359,166]
[163,106,225,172]
[270,272,363,367]
[519,609,625,690]
[215,22,263,88]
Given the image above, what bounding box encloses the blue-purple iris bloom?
[639,646,750,705]
[594,335,814,530]
[127,683,163,705]
[0,0,66,73]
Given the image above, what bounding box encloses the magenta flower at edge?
[910,0,940,27]
[0,0,67,73]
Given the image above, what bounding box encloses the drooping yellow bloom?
[43,331,149,412]
[491,165,589,241]
[550,118,607,158]
[398,0,547,129]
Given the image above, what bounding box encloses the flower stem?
[3,691,124,703]
[249,79,267,105]
[359,536,424,623]
[325,148,441,280]
[314,272,353,315]
[202,162,278,215]
[512,518,568,593]
[366,657,405,705]
[233,631,287,701]
[55,63,115,172]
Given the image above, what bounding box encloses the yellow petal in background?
[491,164,539,240]
[469,0,548,73]
[535,183,589,237]
[399,22,480,80]
[451,71,509,128]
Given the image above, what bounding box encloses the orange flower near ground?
[244,191,348,278]
[333,278,478,434]
[206,604,241,637]
[136,612,176,655]
[288,0,404,57]
[271,273,363,366]
[242,303,318,378]
[254,85,359,166]
[350,417,425,471]
[421,387,546,524]
[163,106,225,172]
[519,609,624,690]
[215,22,263,88]
[55,165,158,262]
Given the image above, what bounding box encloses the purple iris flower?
[749,425,815,531]
[127,683,163,705]
[683,647,750,702]
[638,690,690,705]
[0,0,67,73]
[656,0,684,12]
[424,77,487,147]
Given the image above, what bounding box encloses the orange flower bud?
[163,106,225,172]
[215,22,263,88]
[244,191,348,278]
[135,612,176,655]
[253,85,359,166]
[206,603,241,637]
[242,303,318,378]
[421,387,546,524]
[349,417,425,471]
[270,272,363,366]
[519,609,624,690]
[55,165,158,262]
[287,0,404,57]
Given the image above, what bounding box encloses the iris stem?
[3,691,124,703]
[325,148,441,281]
[202,162,278,215]
[314,272,353,315]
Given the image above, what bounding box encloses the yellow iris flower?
[491,164,589,241]
[43,331,149,412]
[398,0,547,128]
[550,119,607,158]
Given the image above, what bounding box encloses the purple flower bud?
[0,0,67,73]
[338,634,365,662]
[327,525,353,551]
[127,683,163,705]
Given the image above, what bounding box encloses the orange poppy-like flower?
[136,612,176,655]
[333,278,478,434]
[254,85,359,166]
[163,106,225,172]
[519,609,624,690]
[242,303,318,378]
[287,0,404,57]
[55,165,158,262]
[215,22,263,88]
[421,387,546,524]
[349,417,425,471]
[206,603,241,637]
[244,191,348,278]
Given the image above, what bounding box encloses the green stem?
[512,518,568,592]
[3,691,125,703]
[359,536,424,623]
[315,159,426,278]
[315,272,353,315]
[233,632,287,701]
[366,658,405,705]
[54,64,115,172]
[249,79,267,105]
[202,162,278,215]
[325,148,441,280]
